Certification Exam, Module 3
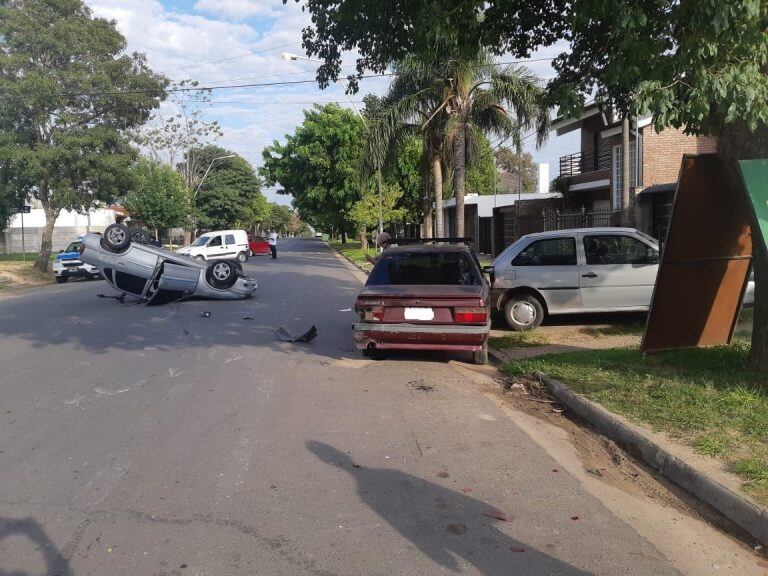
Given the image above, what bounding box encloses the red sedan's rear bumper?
[353,321,490,352]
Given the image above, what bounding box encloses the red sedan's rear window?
[367,251,482,286]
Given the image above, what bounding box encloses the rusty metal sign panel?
[642,155,753,353]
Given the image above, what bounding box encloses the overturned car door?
[157,263,201,294]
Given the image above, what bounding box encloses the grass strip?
[503,340,768,504]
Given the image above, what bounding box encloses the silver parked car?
[489,228,755,330]
[79,224,257,302]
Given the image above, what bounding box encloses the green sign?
[739,159,768,252]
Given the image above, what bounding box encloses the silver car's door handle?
[582,272,598,278]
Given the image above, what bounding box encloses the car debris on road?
[275,325,318,343]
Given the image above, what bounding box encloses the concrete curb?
[325,243,370,276]
[324,242,369,284]
[537,371,768,547]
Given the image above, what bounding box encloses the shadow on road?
[0,517,73,576]
[307,441,593,576]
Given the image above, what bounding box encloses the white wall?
[7,208,117,229]
[538,163,550,194]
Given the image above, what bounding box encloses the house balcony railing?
[559,144,612,178]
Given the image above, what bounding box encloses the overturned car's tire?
[206,260,239,289]
[102,224,131,253]
[129,228,154,245]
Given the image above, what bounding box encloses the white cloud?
[193,0,279,21]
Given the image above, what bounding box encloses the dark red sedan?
[248,235,270,256]
[353,244,491,364]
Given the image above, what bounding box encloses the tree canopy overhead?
[0,0,166,271]
[290,0,568,91]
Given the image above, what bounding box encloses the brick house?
[553,103,717,241]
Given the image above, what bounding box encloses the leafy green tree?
[0,0,165,271]
[187,146,262,232]
[0,169,24,231]
[240,193,272,233]
[350,182,406,250]
[389,137,423,223]
[123,158,188,237]
[494,148,537,193]
[260,104,367,242]
[264,203,294,235]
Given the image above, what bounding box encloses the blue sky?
[87,0,578,205]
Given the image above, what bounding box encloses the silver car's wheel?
[102,223,131,252]
[504,294,544,331]
[212,262,231,281]
[205,260,238,289]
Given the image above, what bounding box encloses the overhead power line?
[157,41,303,74]
[194,56,556,87]
[0,73,397,101]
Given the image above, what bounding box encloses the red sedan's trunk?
[354,284,490,352]
[356,285,487,325]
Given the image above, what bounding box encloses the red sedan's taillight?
[355,300,384,322]
[454,307,487,324]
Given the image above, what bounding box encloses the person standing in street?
[268,229,278,259]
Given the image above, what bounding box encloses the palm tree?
[367,51,549,238]
[439,51,550,236]
[366,55,451,238]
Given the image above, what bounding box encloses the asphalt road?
[0,238,754,575]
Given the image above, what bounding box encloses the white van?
[176,230,249,263]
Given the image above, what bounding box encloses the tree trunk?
[454,125,467,237]
[421,165,433,239]
[183,229,192,246]
[717,120,768,370]
[621,116,631,225]
[422,196,433,239]
[433,156,444,238]
[35,199,59,273]
[341,218,347,244]
[360,225,368,251]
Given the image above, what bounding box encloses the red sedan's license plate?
[404,307,435,321]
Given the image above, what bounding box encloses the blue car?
[52,240,102,284]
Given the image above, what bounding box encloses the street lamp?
[280,52,384,237]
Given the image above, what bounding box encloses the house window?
[612,139,642,210]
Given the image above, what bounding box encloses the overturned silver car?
[79,224,257,302]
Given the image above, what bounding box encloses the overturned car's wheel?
[102,224,131,253]
[206,260,239,289]
[130,228,153,245]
